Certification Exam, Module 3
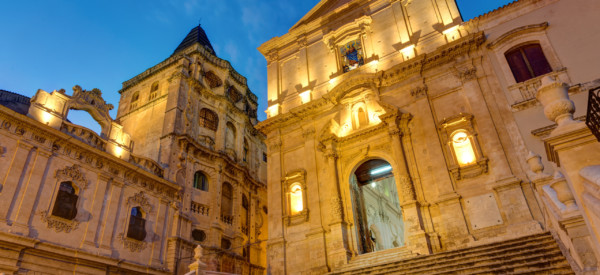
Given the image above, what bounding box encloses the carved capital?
[398,174,416,201]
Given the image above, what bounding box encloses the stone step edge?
[340,232,554,272]
[372,248,566,275]
[332,234,558,274]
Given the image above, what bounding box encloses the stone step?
[329,232,573,275]
[372,249,566,275]
[336,234,557,274]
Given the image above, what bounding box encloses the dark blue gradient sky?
[0,0,513,131]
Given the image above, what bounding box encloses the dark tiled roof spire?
[172,24,215,56]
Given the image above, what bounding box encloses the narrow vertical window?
[221,182,233,221]
[193,171,208,191]
[52,181,78,220]
[127,207,147,241]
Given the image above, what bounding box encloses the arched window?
[451,131,476,167]
[225,122,236,150]
[204,71,222,88]
[193,171,208,191]
[221,182,233,218]
[199,108,218,131]
[130,91,140,110]
[243,138,249,162]
[127,207,147,241]
[52,181,78,220]
[505,44,552,83]
[149,81,159,100]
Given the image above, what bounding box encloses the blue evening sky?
[0,0,513,132]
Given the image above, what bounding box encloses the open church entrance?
[351,159,405,254]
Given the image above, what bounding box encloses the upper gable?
[290,0,356,30]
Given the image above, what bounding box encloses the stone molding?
[127,191,154,214]
[487,22,549,49]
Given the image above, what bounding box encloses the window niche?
[282,170,308,225]
[323,16,374,76]
[199,108,218,131]
[40,164,88,233]
[438,113,488,180]
[119,191,153,252]
[130,91,140,110]
[148,81,159,100]
[193,171,209,191]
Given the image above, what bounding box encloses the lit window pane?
[290,184,303,215]
[452,132,476,166]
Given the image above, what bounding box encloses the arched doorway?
[350,159,405,254]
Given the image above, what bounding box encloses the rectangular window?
[263,153,267,162]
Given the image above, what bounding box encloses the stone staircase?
[329,232,574,274]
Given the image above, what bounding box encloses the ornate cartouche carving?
[40,211,80,233]
[118,233,148,252]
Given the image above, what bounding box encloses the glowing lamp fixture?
[290,184,303,215]
[370,165,392,176]
[299,90,311,104]
[452,132,476,166]
[400,44,415,60]
[267,104,280,118]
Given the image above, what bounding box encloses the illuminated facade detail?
[351,159,404,254]
[451,131,476,166]
[0,24,266,274]
[282,170,308,225]
[340,40,365,72]
[439,113,488,180]
[256,0,600,273]
[289,184,304,215]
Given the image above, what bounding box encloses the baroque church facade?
[0,26,267,274]
[257,0,600,274]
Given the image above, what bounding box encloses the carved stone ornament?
[40,211,80,233]
[330,197,343,218]
[127,191,153,214]
[56,164,88,189]
[118,233,147,253]
[398,175,416,201]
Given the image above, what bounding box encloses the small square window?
[263,153,267,162]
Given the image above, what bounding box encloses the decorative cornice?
[487,22,549,49]
[0,106,181,200]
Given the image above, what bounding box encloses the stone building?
[0,25,267,274]
[257,0,600,273]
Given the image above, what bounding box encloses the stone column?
[386,118,430,255]
[82,173,112,249]
[0,141,35,222]
[11,148,52,235]
[322,141,351,269]
[266,137,285,275]
[98,180,124,254]
[303,128,328,273]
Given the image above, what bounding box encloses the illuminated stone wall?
[257,0,600,273]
